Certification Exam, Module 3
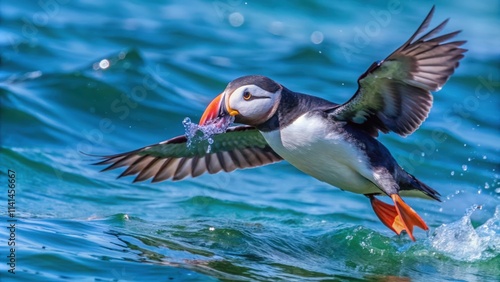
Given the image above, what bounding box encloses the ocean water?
[1,0,499,281]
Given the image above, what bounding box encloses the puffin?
[94,7,466,241]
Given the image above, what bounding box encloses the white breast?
[261,113,380,195]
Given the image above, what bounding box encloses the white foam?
[430,205,500,261]
[182,116,234,153]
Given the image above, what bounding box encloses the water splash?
[182,116,235,153]
[430,205,500,261]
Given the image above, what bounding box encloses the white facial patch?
[228,84,281,124]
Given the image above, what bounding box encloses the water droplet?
[451,171,455,176]
[183,115,234,153]
[209,227,215,231]
[462,165,468,171]
[310,31,324,44]
[468,157,472,161]
[99,59,110,69]
[483,155,487,160]
[421,152,425,157]
[269,21,284,35]
[229,12,244,27]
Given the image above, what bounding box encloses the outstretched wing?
[94,126,282,182]
[330,6,467,137]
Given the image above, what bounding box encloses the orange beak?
[199,93,224,125]
[200,93,239,125]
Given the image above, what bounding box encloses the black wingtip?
[80,150,93,157]
[80,150,110,165]
[100,164,117,172]
[428,5,436,19]
[117,170,130,180]
[405,6,457,49]
[417,5,436,36]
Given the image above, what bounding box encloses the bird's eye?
[243,91,252,100]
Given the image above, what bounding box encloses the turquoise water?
[1,0,499,281]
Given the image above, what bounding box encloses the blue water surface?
[1,0,499,281]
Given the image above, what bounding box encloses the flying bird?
[94,7,466,241]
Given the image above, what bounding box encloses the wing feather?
[134,157,162,182]
[173,158,193,181]
[330,6,467,137]
[94,125,282,182]
[119,155,152,178]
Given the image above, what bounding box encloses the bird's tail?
[400,172,441,201]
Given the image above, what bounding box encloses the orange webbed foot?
[370,194,429,241]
